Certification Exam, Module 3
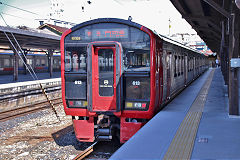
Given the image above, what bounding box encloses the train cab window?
[65,52,72,71]
[64,23,150,72]
[123,27,150,72]
[65,46,87,72]
[124,51,150,71]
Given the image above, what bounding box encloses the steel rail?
[73,141,98,160]
[0,98,62,122]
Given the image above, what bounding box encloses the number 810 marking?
[132,81,140,86]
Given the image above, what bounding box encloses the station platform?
[0,72,61,100]
[0,72,61,84]
[110,68,240,159]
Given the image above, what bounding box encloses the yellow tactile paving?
[163,69,215,160]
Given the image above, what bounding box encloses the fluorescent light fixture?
[236,0,240,9]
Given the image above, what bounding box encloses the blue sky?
[0,0,197,36]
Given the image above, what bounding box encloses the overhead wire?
[0,1,39,15]
[0,1,47,25]
[0,12,31,20]
[0,13,61,123]
[0,13,38,80]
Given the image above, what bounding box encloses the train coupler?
[96,128,112,141]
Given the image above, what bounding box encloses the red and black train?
[61,18,208,143]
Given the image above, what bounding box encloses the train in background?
[0,53,61,75]
[61,18,208,143]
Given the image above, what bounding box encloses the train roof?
[71,18,143,32]
[159,34,204,55]
[71,18,205,56]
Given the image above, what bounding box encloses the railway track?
[0,98,62,122]
[73,142,98,160]
[73,140,122,160]
[0,86,61,101]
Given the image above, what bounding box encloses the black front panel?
[98,49,114,97]
[65,74,87,99]
[124,74,150,100]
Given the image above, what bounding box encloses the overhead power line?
[1,12,33,20]
[0,1,39,15]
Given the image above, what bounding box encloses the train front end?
[61,18,155,143]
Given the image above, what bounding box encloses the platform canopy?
[0,25,60,50]
[170,0,240,54]
[170,0,240,115]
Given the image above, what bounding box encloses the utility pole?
[168,18,171,36]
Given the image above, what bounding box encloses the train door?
[87,42,122,112]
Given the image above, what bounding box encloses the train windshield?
[65,46,87,72]
[64,23,150,72]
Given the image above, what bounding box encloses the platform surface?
[110,68,240,159]
[0,72,61,84]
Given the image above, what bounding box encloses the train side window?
[36,59,40,66]
[4,59,10,67]
[189,58,191,71]
[174,55,177,77]
[27,59,33,66]
[166,52,170,69]
[40,59,45,66]
[178,56,181,76]
[190,58,192,71]
[181,56,184,75]
[191,58,193,71]
[156,50,158,72]
[18,60,23,67]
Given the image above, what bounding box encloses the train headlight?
[126,102,133,108]
[68,100,88,108]
[125,102,148,110]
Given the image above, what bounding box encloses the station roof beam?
[170,0,240,115]
[0,26,60,50]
